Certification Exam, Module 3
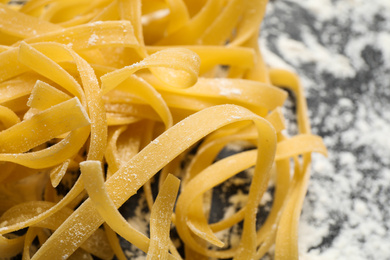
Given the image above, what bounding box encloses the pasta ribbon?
[0,105,20,129]
[0,3,60,40]
[0,233,25,258]
[147,174,180,260]
[24,21,139,50]
[0,127,90,168]
[80,160,150,254]
[0,97,89,154]
[147,45,255,74]
[27,80,71,110]
[101,47,200,93]
[18,42,84,101]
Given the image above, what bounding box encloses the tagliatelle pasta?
[0,1,327,260]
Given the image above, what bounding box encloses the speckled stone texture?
[260,0,390,259]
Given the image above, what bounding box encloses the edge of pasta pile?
[0,0,327,259]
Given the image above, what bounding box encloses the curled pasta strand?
[147,174,180,260]
[101,47,200,94]
[0,233,25,258]
[0,105,20,129]
[0,97,90,154]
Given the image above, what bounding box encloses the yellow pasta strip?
[156,0,223,45]
[1,175,78,233]
[0,31,22,46]
[21,41,108,162]
[36,228,49,248]
[17,0,46,15]
[185,128,258,184]
[105,126,128,174]
[164,0,190,34]
[49,159,70,188]
[0,45,11,52]
[90,0,119,22]
[202,110,284,145]
[24,21,139,50]
[266,107,286,133]
[67,249,93,260]
[142,74,287,116]
[101,48,200,94]
[229,0,268,46]
[180,134,312,259]
[147,45,255,74]
[0,105,20,129]
[276,134,328,158]
[255,156,290,258]
[57,11,98,28]
[0,162,17,184]
[209,207,245,233]
[0,233,25,258]
[0,127,90,168]
[81,159,178,259]
[39,0,99,24]
[186,247,210,260]
[178,151,258,256]
[0,201,114,259]
[19,0,110,17]
[80,160,150,253]
[270,69,315,260]
[158,154,183,190]
[27,80,71,110]
[0,74,38,103]
[118,0,145,48]
[142,10,170,45]
[18,42,85,102]
[242,34,270,83]
[0,97,90,154]
[106,114,140,126]
[275,157,310,260]
[66,44,107,161]
[0,3,61,39]
[269,68,311,134]
[103,223,128,260]
[147,174,180,260]
[0,47,28,82]
[155,92,237,115]
[115,75,173,129]
[23,41,108,161]
[200,0,245,45]
[104,104,160,122]
[184,134,326,250]
[198,135,326,258]
[154,77,287,113]
[22,227,38,260]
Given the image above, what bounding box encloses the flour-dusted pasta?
[0,1,327,259]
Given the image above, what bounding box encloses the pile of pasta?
[0,0,327,259]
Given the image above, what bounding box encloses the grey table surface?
[260,0,390,259]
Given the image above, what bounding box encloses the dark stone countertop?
[260,0,390,259]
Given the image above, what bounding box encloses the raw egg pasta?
[0,1,327,260]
